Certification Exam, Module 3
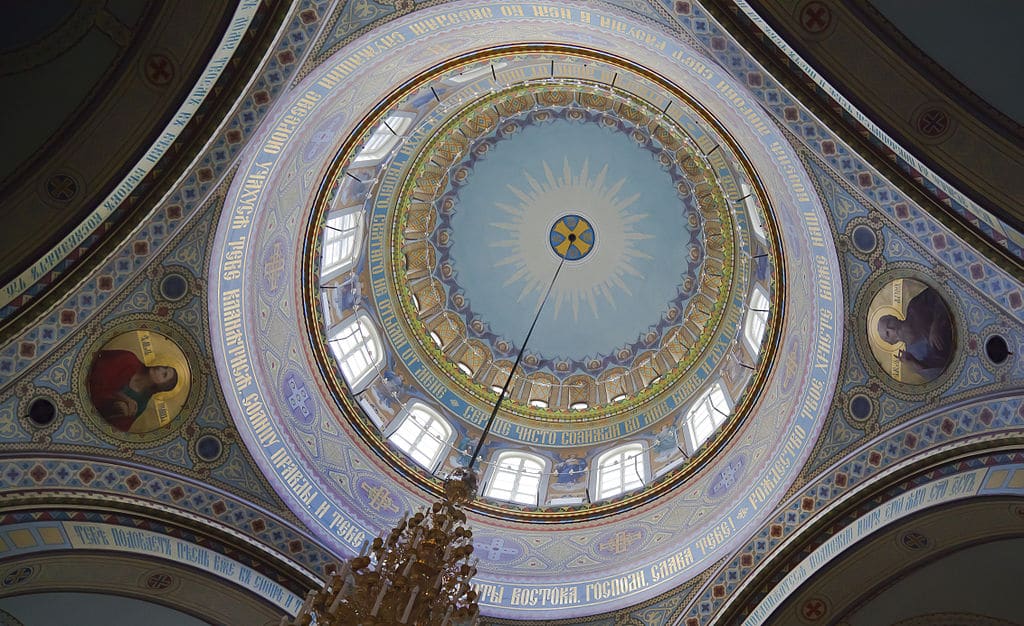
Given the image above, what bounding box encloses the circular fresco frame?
[76,318,202,445]
[854,266,964,398]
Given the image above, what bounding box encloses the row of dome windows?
[325,292,767,410]
[324,302,761,506]
[327,308,735,506]
[322,202,769,364]
[382,389,731,505]
[389,400,647,504]
[324,110,771,289]
[323,211,769,366]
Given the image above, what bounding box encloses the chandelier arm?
[467,251,568,470]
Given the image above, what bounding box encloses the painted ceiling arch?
[772,497,1024,625]
[0,591,209,626]
[718,0,1024,238]
[713,443,1024,624]
[209,0,842,618]
[0,457,331,588]
[0,0,286,327]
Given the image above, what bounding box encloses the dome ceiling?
[209,2,843,619]
[310,46,784,519]
[405,81,720,394]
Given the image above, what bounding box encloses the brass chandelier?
[282,467,482,625]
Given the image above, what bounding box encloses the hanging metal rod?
[467,237,573,469]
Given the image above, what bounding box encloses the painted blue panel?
[450,119,693,360]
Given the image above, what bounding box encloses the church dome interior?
[0,1,1022,624]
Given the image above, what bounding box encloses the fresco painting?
[867,279,954,384]
[88,330,191,433]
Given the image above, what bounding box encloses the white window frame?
[594,443,646,500]
[386,402,452,472]
[484,451,546,506]
[740,183,767,242]
[321,204,364,281]
[351,113,414,166]
[743,285,770,356]
[683,381,732,454]
[328,314,384,393]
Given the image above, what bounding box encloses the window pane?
[518,476,540,493]
[596,445,645,499]
[751,287,769,310]
[388,405,451,471]
[623,454,644,486]
[330,318,382,388]
[492,472,515,489]
[486,453,544,505]
[499,458,520,470]
[743,288,770,354]
[352,115,413,164]
[449,62,508,83]
[687,383,730,450]
[418,437,441,459]
[322,210,363,277]
[741,184,767,241]
[328,210,359,232]
[709,385,728,426]
[390,421,419,450]
[341,350,368,376]
[409,449,429,467]
[425,420,447,439]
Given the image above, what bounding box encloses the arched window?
[352,113,414,166]
[595,444,645,500]
[321,205,364,280]
[743,286,770,356]
[328,314,383,393]
[484,451,545,505]
[684,381,731,453]
[388,403,452,471]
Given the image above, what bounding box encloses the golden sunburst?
[492,158,653,321]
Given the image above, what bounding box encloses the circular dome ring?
[308,48,783,522]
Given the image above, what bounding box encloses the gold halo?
[867,304,905,356]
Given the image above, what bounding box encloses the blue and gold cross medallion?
[550,214,595,260]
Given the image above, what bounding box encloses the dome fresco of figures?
[314,49,781,516]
